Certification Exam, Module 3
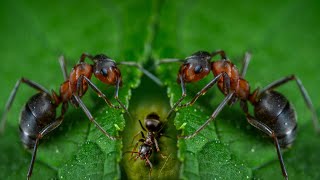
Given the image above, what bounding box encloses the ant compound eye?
[194,65,203,74]
[100,68,108,77]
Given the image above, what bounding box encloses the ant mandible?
[129,112,165,175]
[158,50,319,179]
[0,53,162,180]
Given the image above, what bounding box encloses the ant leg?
[78,76,121,109]
[240,52,252,78]
[79,53,93,63]
[166,74,186,119]
[131,131,142,144]
[131,138,144,156]
[27,103,68,180]
[211,50,227,60]
[118,61,163,86]
[114,78,132,119]
[139,120,147,131]
[0,78,50,133]
[154,137,160,152]
[59,55,68,81]
[72,95,119,140]
[246,114,288,180]
[145,156,153,176]
[140,131,146,138]
[260,75,319,133]
[77,75,85,97]
[131,131,145,145]
[178,72,230,107]
[179,92,234,139]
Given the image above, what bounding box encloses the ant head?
[145,112,162,132]
[92,54,122,86]
[178,51,211,83]
[139,144,152,159]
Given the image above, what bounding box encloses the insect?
[0,53,162,180]
[158,50,319,179]
[129,112,165,175]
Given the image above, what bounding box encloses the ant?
[158,50,319,179]
[0,53,162,180]
[129,112,165,175]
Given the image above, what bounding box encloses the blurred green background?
[0,0,319,179]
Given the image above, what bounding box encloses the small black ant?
[0,53,162,180]
[129,112,165,175]
[158,50,319,179]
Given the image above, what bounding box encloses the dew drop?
[251,148,255,152]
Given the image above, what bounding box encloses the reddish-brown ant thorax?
[212,60,239,82]
[177,51,211,83]
[212,60,249,99]
[69,63,93,94]
[59,81,72,102]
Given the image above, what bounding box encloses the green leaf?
[1,0,320,180]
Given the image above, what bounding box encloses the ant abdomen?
[19,93,56,149]
[254,91,297,147]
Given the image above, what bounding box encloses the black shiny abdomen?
[254,91,297,148]
[19,92,56,149]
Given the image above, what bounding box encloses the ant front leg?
[166,74,187,119]
[72,95,120,140]
[178,72,230,108]
[179,92,234,139]
[245,114,288,180]
[77,75,121,109]
[0,78,50,133]
[114,77,132,119]
[27,102,68,180]
[259,75,319,133]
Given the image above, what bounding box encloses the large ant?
[159,50,319,179]
[129,112,165,175]
[0,53,162,180]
